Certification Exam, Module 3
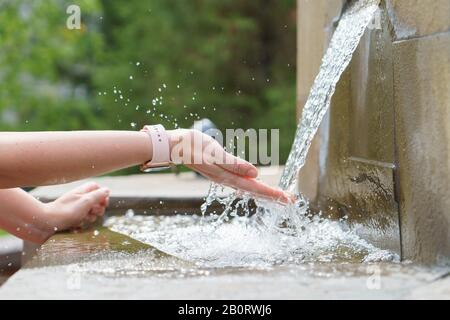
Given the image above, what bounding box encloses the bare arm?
[0,129,291,202]
[0,129,291,243]
[0,184,110,243]
[0,131,152,188]
[0,188,49,242]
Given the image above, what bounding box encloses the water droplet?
[125,209,135,218]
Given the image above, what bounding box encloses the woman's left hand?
[167,129,293,204]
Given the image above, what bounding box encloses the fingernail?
[246,167,258,177]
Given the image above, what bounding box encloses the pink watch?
[140,125,174,172]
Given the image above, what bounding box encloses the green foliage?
[0,0,297,164]
[0,0,104,131]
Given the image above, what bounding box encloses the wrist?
[140,125,176,171]
[38,202,58,231]
[166,129,190,154]
[138,131,153,163]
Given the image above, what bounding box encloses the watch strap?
[140,125,172,171]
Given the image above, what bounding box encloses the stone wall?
[389,0,450,263]
[297,0,450,263]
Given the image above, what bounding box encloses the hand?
[167,129,292,204]
[43,182,110,231]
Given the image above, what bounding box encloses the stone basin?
[1,171,449,299]
[0,225,448,299]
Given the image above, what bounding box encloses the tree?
[0,0,104,131]
[1,0,297,164]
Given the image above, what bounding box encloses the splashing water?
[107,0,397,268]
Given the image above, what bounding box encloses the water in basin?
[105,209,396,269]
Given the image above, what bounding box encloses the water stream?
[107,0,397,268]
[279,0,380,191]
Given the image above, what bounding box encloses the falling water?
[279,0,380,191]
[107,0,397,268]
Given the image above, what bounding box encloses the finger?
[89,204,103,216]
[226,176,291,203]
[71,181,100,194]
[88,206,106,217]
[87,215,97,223]
[188,163,291,203]
[213,149,258,178]
[94,205,106,217]
[98,207,106,216]
[202,166,292,204]
[190,162,254,185]
[82,188,110,208]
[100,196,110,207]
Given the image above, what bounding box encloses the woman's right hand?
[167,129,293,204]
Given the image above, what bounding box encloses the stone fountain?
[0,0,449,299]
[297,0,450,264]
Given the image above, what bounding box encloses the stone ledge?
[407,274,450,299]
[0,235,22,273]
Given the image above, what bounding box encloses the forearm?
[0,188,49,243]
[0,131,152,188]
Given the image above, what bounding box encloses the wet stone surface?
[0,226,448,299]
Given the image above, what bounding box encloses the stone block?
[386,0,450,40]
[393,32,450,262]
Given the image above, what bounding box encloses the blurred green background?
[0,0,297,173]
